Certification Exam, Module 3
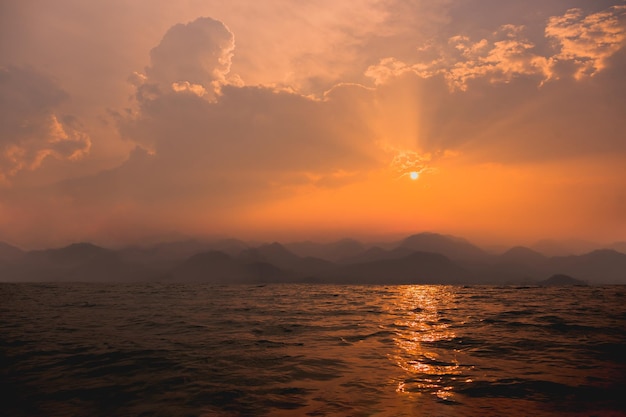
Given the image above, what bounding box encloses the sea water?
[2,283,625,416]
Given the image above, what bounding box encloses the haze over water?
[2,283,625,416]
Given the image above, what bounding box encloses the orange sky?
[1,1,625,249]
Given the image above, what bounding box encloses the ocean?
[1,283,625,416]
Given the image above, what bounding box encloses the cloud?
[116,84,382,197]
[42,18,388,219]
[545,5,626,79]
[365,26,550,90]
[63,8,626,207]
[366,5,626,90]
[140,17,236,99]
[445,28,551,90]
[0,66,91,184]
[389,149,435,179]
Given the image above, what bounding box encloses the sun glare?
[410,171,419,180]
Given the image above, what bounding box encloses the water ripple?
[1,283,625,416]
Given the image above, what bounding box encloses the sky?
[1,0,625,249]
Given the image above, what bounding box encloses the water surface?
[2,283,625,416]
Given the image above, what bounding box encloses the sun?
[409,171,419,180]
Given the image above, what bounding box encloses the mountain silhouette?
[608,241,626,254]
[498,246,547,265]
[2,233,625,284]
[169,250,293,283]
[9,242,152,281]
[0,242,24,262]
[530,238,599,256]
[237,242,335,277]
[325,251,472,284]
[27,242,112,265]
[339,246,414,264]
[285,238,366,262]
[238,242,301,268]
[538,274,587,286]
[546,249,626,284]
[399,232,488,261]
[120,239,219,263]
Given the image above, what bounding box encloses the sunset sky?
[1,0,625,249]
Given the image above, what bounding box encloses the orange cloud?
[0,67,91,184]
[546,6,626,79]
[366,5,626,90]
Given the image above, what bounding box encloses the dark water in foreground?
[1,284,625,417]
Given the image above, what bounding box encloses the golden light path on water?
[390,286,467,403]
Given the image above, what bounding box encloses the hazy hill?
[0,242,25,262]
[238,243,335,277]
[530,238,599,256]
[439,246,541,285]
[120,239,221,263]
[168,250,293,283]
[325,251,472,284]
[64,255,154,282]
[538,274,587,286]
[339,246,414,264]
[498,246,547,265]
[608,241,626,254]
[25,242,112,265]
[5,242,154,282]
[285,238,366,262]
[2,234,625,285]
[399,232,488,261]
[546,250,626,284]
[20,243,116,278]
[238,242,301,268]
[118,238,251,273]
[210,238,250,256]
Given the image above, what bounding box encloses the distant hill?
[238,243,335,277]
[498,246,547,266]
[339,246,414,264]
[608,241,626,254]
[538,274,587,286]
[26,242,112,266]
[457,259,536,285]
[530,238,599,256]
[546,250,626,284]
[238,242,301,268]
[399,232,488,261]
[5,242,155,282]
[120,239,220,263]
[118,238,250,272]
[0,242,24,262]
[325,251,472,284]
[285,238,366,262]
[3,234,625,285]
[168,250,293,283]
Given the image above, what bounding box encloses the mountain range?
[1,233,625,285]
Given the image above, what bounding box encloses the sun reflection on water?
[391,286,467,402]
